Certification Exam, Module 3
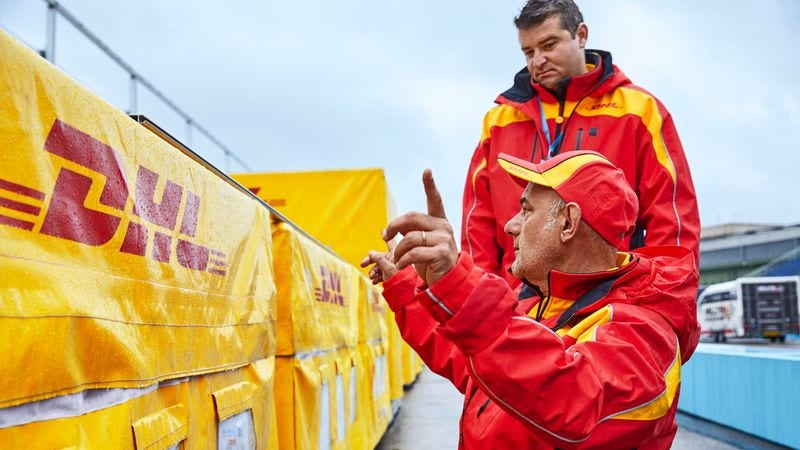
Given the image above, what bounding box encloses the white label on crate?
[336,374,346,442]
[349,366,357,424]
[319,382,331,450]
[218,410,255,450]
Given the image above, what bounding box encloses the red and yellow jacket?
[382,246,700,449]
[462,50,700,287]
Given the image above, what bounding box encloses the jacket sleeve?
[419,253,683,448]
[461,130,503,278]
[634,97,700,265]
[381,266,470,394]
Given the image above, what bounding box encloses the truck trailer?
[697,276,800,342]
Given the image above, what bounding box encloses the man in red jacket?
[462,0,700,288]
[362,151,700,449]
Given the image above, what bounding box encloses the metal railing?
[42,0,252,172]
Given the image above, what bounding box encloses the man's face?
[518,15,588,91]
[504,184,563,288]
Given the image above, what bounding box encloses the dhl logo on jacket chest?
[486,89,669,172]
[586,101,621,110]
[0,119,227,275]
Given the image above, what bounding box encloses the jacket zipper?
[575,127,584,149]
[548,61,615,156]
[552,100,566,155]
[530,129,540,161]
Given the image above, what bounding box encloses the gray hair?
[543,195,566,231]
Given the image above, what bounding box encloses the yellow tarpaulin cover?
[0,28,276,409]
[236,150,426,429]
[357,342,391,448]
[386,308,406,402]
[0,358,278,449]
[232,168,394,273]
[275,348,364,450]
[358,274,388,344]
[272,221,360,356]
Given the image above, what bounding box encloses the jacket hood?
[498,49,630,107]
[617,246,701,362]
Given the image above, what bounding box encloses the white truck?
[697,276,800,343]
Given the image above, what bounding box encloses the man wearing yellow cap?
[362,151,700,449]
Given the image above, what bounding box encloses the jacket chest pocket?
[572,125,599,151]
[466,390,502,440]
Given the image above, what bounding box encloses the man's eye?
[543,41,555,51]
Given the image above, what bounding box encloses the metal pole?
[40,0,254,173]
[128,74,137,114]
[45,1,56,62]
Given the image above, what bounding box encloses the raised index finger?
[383,211,439,241]
[423,169,446,219]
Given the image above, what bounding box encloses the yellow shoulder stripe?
[470,158,487,189]
[577,87,676,183]
[481,105,529,144]
[563,303,682,422]
[612,346,681,421]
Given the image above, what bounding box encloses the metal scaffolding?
[41,0,252,173]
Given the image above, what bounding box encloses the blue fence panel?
[679,343,800,448]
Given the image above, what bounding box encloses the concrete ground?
[376,367,786,450]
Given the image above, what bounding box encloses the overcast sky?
[2,0,799,243]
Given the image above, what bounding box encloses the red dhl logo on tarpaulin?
[314,265,345,306]
[0,119,227,275]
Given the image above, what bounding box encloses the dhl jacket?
[461,50,700,287]
[381,246,700,449]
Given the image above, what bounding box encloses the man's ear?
[576,23,588,49]
[560,202,582,243]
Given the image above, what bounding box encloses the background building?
[699,223,800,287]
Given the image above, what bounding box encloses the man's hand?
[360,240,397,285]
[383,170,458,286]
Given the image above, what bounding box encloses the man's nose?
[504,212,522,236]
[534,52,547,68]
